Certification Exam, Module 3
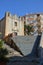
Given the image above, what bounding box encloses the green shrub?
[0,40,4,48]
[0,40,9,61]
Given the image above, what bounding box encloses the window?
[8,13,10,16]
[14,32,17,36]
[15,22,17,26]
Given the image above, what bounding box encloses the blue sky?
[0,0,43,18]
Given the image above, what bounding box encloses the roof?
[11,36,37,56]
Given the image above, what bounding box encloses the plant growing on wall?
[24,25,34,35]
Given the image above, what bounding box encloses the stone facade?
[0,12,43,38]
[0,12,24,38]
[23,14,43,35]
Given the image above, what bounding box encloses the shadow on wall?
[30,34,41,57]
[38,47,43,58]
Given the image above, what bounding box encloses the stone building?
[22,14,38,35]
[0,12,24,38]
[0,12,43,38]
[22,13,43,35]
[36,14,43,34]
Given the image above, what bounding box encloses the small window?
[14,32,17,36]
[8,13,10,16]
[15,22,17,26]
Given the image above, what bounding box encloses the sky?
[0,0,43,19]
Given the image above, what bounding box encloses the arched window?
[15,22,17,26]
